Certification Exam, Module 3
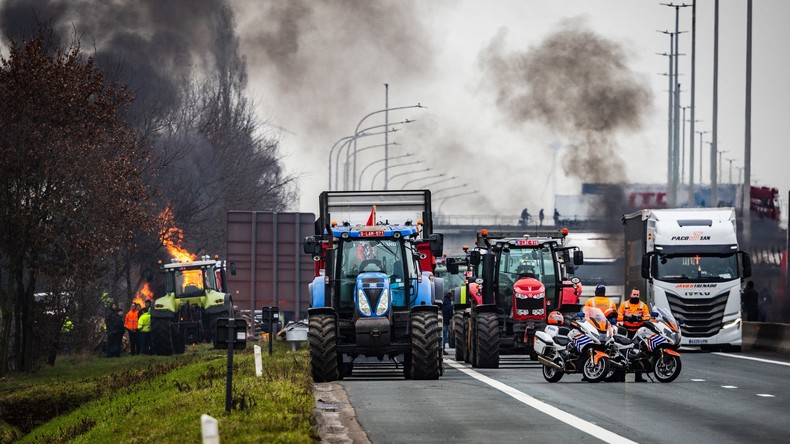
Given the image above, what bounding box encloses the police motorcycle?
[606,306,683,383]
[534,306,614,383]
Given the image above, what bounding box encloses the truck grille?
[665,290,729,337]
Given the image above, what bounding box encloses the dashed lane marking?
[691,379,706,382]
[722,385,738,389]
[712,352,790,367]
[445,359,637,444]
[756,394,776,398]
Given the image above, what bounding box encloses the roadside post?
[214,318,247,413]
[262,306,279,355]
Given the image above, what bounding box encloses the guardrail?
[743,321,790,354]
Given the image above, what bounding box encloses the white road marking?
[712,352,790,367]
[445,360,637,444]
[721,385,738,389]
[691,379,706,382]
[756,394,775,398]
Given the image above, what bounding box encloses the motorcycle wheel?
[582,354,609,383]
[541,350,564,383]
[654,353,682,383]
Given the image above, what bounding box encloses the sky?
[230,0,790,227]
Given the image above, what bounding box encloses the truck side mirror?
[469,250,481,266]
[741,252,752,278]
[428,233,444,257]
[573,250,584,266]
[229,262,237,276]
[641,255,652,279]
[303,236,322,256]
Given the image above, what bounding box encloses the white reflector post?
[201,414,219,444]
[254,344,263,377]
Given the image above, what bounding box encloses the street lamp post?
[437,190,479,214]
[377,167,431,189]
[338,119,413,190]
[370,163,426,189]
[359,152,412,189]
[725,158,734,184]
[421,176,457,189]
[717,148,727,183]
[334,126,395,190]
[400,173,446,189]
[351,104,424,190]
[696,130,709,187]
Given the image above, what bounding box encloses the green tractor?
[150,256,235,355]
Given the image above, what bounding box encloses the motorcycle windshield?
[652,306,680,331]
[582,306,610,332]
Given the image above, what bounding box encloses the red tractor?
[450,229,583,368]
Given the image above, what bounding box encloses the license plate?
[688,339,708,344]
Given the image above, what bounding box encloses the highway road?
[338,349,790,443]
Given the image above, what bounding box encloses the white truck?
[623,208,752,351]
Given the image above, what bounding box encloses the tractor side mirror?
[303,236,322,256]
[447,262,460,275]
[144,268,153,283]
[428,233,444,257]
[469,250,481,266]
[229,262,237,276]
[573,250,584,265]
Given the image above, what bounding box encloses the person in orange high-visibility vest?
[584,285,617,319]
[617,288,651,338]
[124,303,140,355]
[617,288,651,383]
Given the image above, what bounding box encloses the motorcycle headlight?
[357,289,371,316]
[376,288,390,316]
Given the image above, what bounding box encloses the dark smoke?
[479,18,652,247]
[234,0,435,152]
[0,0,236,121]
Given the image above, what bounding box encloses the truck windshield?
[654,253,739,281]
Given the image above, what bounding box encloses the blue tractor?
[303,190,445,381]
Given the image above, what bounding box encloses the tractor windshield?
[498,246,557,306]
[168,266,218,297]
[337,238,409,309]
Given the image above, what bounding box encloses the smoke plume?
[479,17,652,239]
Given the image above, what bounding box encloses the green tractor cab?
[150,256,234,355]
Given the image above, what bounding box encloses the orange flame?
[133,282,154,307]
[158,207,196,262]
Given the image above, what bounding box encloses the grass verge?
[1,342,317,443]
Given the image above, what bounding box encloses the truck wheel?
[308,314,340,382]
[151,317,173,356]
[453,312,465,361]
[410,311,442,380]
[474,312,500,368]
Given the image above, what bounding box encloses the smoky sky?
[479,17,652,246]
[0,0,238,118]
[479,17,652,184]
[233,0,435,150]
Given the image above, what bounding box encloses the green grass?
[1,342,317,443]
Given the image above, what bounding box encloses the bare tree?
[0,27,152,373]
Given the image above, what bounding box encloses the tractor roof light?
[561,227,569,237]
[481,229,489,237]
[331,221,338,227]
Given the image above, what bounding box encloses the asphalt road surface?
[339,349,790,443]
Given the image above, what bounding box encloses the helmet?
[547,311,564,325]
[594,284,606,296]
